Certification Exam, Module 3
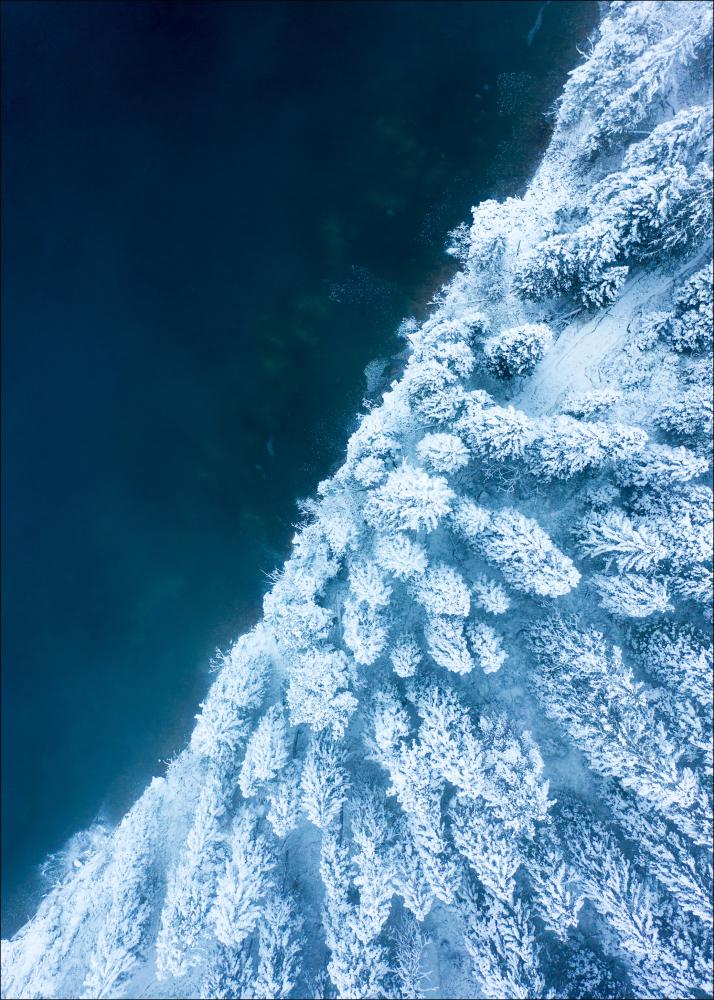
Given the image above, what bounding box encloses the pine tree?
[390,916,430,1000]
[460,886,546,1000]
[472,508,581,598]
[375,533,428,581]
[251,894,304,1000]
[567,813,713,999]
[416,431,470,473]
[239,706,290,799]
[591,572,673,617]
[368,690,460,904]
[156,770,228,979]
[472,574,511,615]
[364,463,455,533]
[390,634,422,678]
[562,387,621,417]
[414,564,471,618]
[577,508,668,572]
[482,323,554,379]
[286,648,357,737]
[82,780,164,999]
[320,831,391,999]
[343,560,392,664]
[467,622,508,674]
[301,733,349,831]
[210,808,275,952]
[458,402,537,461]
[529,619,705,835]
[349,794,396,942]
[526,416,647,480]
[615,442,709,487]
[527,844,584,942]
[266,762,304,839]
[191,630,269,763]
[424,616,474,675]
[404,357,465,425]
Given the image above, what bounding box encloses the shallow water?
[1,0,597,933]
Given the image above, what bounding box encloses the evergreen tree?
[483,323,554,379]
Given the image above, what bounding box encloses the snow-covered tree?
[451,197,525,299]
[562,387,621,417]
[390,634,422,678]
[414,564,471,618]
[416,432,470,473]
[567,813,713,998]
[368,690,460,904]
[364,463,455,533]
[424,616,474,675]
[452,800,522,905]
[391,819,435,922]
[604,784,712,921]
[577,508,668,572]
[320,831,390,999]
[451,499,492,540]
[526,416,647,480]
[266,762,304,839]
[389,916,430,1000]
[662,261,714,352]
[348,560,392,609]
[654,382,713,438]
[558,1,712,156]
[591,572,673,618]
[343,597,390,666]
[400,309,485,368]
[286,647,357,737]
[211,808,275,951]
[342,560,392,664]
[349,794,396,942]
[632,482,712,571]
[632,624,712,711]
[460,887,546,1000]
[156,769,228,979]
[469,508,581,598]
[264,590,334,655]
[467,622,508,674]
[412,684,551,837]
[82,780,164,999]
[191,629,269,763]
[472,574,511,615]
[528,619,704,833]
[403,358,465,424]
[353,453,388,486]
[239,706,290,799]
[251,893,304,1000]
[458,402,537,461]
[527,844,584,942]
[483,323,554,379]
[301,733,349,831]
[374,533,428,580]
[616,442,709,487]
[515,106,713,307]
[343,389,406,477]
[201,943,253,1000]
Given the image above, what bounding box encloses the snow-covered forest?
[2,2,712,997]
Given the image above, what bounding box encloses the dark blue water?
[1,0,597,933]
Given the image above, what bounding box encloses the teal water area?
[1,0,597,933]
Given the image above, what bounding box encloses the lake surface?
[1,0,597,934]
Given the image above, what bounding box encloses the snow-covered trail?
[513,273,652,416]
[515,242,712,417]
